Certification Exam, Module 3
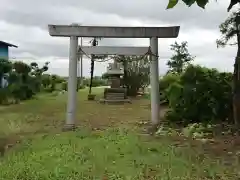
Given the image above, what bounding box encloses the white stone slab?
[48,25,180,38]
[79,46,149,56]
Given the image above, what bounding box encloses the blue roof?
[0,41,18,48]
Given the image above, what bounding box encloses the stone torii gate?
[48,24,180,130]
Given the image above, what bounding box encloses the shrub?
[0,87,10,104]
[165,65,232,125]
[159,73,180,104]
[0,59,49,105]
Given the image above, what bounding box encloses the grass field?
[0,88,239,179]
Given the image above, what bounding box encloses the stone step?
[99,99,131,104]
[105,93,125,100]
[106,95,124,98]
[106,97,125,100]
[106,95,125,99]
[106,93,125,96]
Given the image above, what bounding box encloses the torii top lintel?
[48,25,180,38]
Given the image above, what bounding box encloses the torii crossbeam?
[48,24,180,131]
[79,46,150,56]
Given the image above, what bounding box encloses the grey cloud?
[45,58,109,77]
[66,0,229,30]
[0,0,236,76]
[0,0,230,31]
[10,43,69,58]
[0,10,63,30]
[9,39,236,76]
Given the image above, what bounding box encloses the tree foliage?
[167,0,238,12]
[159,73,180,104]
[216,8,240,127]
[114,55,150,96]
[167,41,194,74]
[167,0,209,9]
[216,10,239,47]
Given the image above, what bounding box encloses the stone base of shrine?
[99,88,131,104]
[99,98,131,104]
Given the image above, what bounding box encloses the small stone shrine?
[100,60,130,104]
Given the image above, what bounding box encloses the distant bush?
[41,74,65,92]
[83,77,107,87]
[61,82,67,91]
[78,84,85,90]
[61,81,85,91]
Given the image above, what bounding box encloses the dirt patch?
[160,134,240,167]
[0,135,21,157]
[0,128,60,157]
[201,136,240,157]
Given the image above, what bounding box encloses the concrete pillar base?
[62,124,77,132]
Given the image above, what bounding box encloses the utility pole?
[77,37,83,91]
[73,22,83,91]
[80,37,83,86]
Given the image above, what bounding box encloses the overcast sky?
[0,0,238,77]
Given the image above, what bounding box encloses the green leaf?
[196,0,208,8]
[166,0,179,9]
[187,0,197,6]
[182,0,196,6]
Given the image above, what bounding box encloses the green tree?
[31,62,49,92]
[166,0,238,12]
[216,9,240,127]
[0,61,49,103]
[167,41,194,74]
[114,55,150,96]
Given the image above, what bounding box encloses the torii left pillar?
[64,36,78,131]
